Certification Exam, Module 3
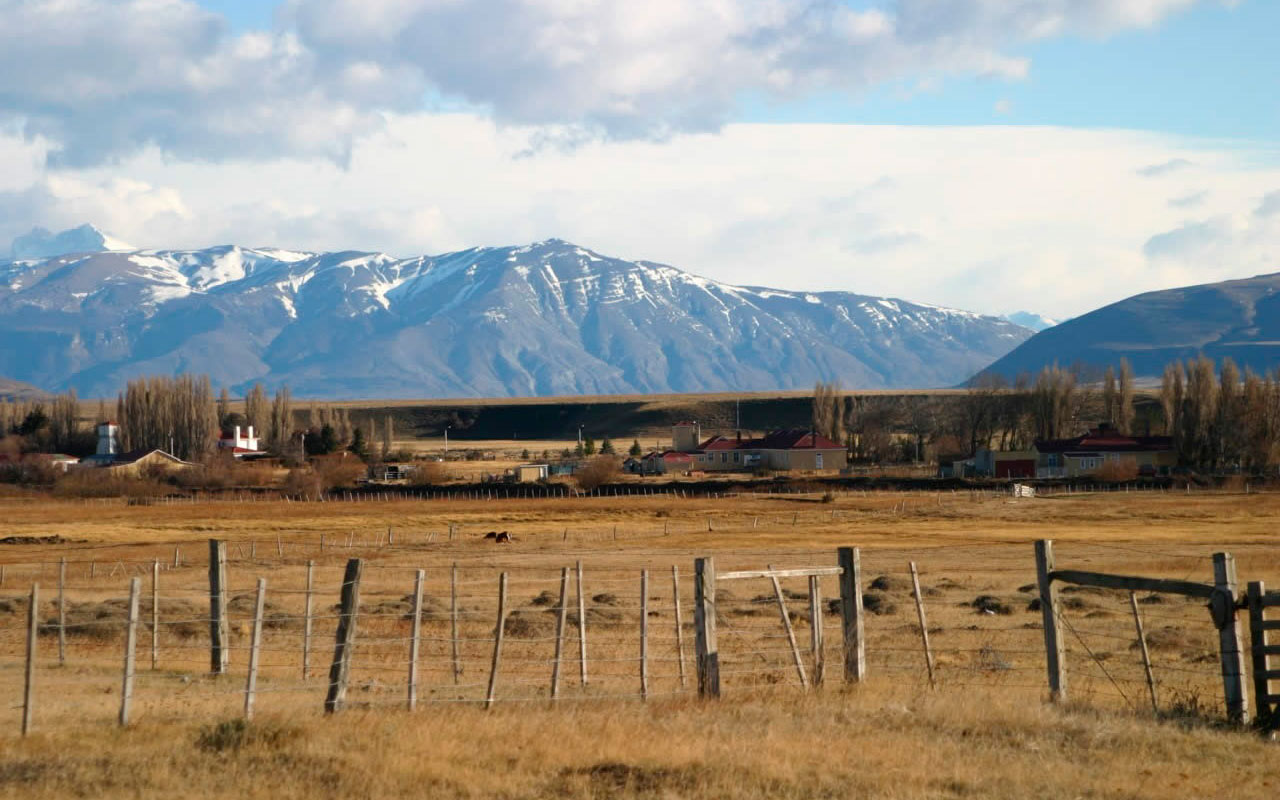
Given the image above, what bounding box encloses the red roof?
[697,429,844,452]
[1035,426,1172,455]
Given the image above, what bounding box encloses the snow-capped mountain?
[1003,311,1061,332]
[0,230,1032,398]
[9,224,133,260]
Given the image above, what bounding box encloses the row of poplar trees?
[118,376,294,462]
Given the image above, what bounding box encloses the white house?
[218,425,260,456]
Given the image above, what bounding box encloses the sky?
[0,0,1276,318]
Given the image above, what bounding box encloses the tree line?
[812,355,1280,473]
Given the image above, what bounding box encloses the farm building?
[666,424,848,473]
[974,449,1037,479]
[1033,425,1175,478]
[80,421,195,475]
[513,464,549,482]
[637,450,694,475]
[368,462,419,482]
[217,425,260,457]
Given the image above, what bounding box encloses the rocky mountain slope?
[0,230,1031,398]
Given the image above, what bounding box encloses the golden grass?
[1,488,1278,798]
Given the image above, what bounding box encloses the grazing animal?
[483,531,512,543]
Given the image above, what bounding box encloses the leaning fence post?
[576,560,589,687]
[485,572,509,710]
[324,558,363,713]
[640,569,649,700]
[408,569,424,712]
[1129,591,1158,713]
[22,583,37,736]
[120,577,141,727]
[808,574,824,687]
[57,557,66,666]
[245,577,266,719]
[672,565,688,689]
[1212,552,1249,725]
[208,540,230,674]
[769,566,808,689]
[837,547,865,683]
[694,557,720,698]
[909,561,936,688]
[1035,539,1067,702]
[551,566,570,700]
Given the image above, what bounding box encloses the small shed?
[514,464,549,482]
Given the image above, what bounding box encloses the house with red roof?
[1033,424,1175,478]
[656,424,847,474]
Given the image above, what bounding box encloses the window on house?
[816,453,824,469]
[733,452,740,463]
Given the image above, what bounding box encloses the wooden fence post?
[208,540,230,674]
[808,575,824,687]
[324,558,363,713]
[640,569,649,700]
[451,563,461,684]
[1129,591,1158,713]
[485,572,509,710]
[151,559,159,671]
[119,577,141,727]
[576,560,589,687]
[909,562,936,688]
[672,565,688,689]
[245,578,266,719]
[551,567,570,700]
[57,557,66,666]
[837,547,865,683]
[1212,552,1249,725]
[769,567,808,689]
[1035,539,1067,702]
[408,569,424,712]
[22,583,37,736]
[694,556,720,698]
[303,560,314,680]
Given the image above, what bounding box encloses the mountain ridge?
[0,230,1032,398]
[975,270,1280,382]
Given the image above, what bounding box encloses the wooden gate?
[1246,581,1280,733]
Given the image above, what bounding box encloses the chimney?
[234,425,241,445]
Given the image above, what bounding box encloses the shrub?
[1093,458,1139,482]
[409,460,451,486]
[575,455,621,492]
[51,469,172,499]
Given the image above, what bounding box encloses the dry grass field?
[1,487,1278,798]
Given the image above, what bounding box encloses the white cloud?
[0,0,1219,165]
[3,116,1275,320]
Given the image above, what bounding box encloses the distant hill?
[976,271,1280,381]
[0,229,1031,398]
[0,375,46,401]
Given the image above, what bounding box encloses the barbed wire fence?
[4,535,1270,737]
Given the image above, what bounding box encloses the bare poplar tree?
[381,415,394,460]
[244,384,269,439]
[268,386,293,455]
[216,387,230,427]
[1117,359,1135,435]
[1102,366,1117,425]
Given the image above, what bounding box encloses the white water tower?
[96,421,119,456]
